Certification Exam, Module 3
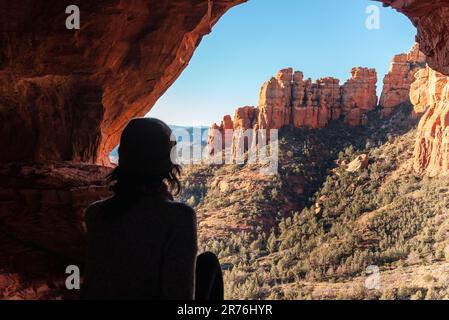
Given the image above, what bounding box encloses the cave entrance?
[120,0,417,164]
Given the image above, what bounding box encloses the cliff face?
[379,0,449,176]
[0,162,111,299]
[257,67,377,130]
[341,68,378,126]
[292,74,341,128]
[0,0,245,165]
[379,44,427,117]
[410,67,449,176]
[379,0,449,76]
[258,69,293,130]
[207,115,234,158]
[208,67,378,158]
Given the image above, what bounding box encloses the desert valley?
[178,44,449,299]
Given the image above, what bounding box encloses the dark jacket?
[81,195,197,300]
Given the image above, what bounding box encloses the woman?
[81,118,223,300]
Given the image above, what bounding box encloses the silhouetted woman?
[81,118,223,300]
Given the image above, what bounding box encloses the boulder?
[346,154,369,172]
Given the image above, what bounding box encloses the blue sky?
[148,0,416,126]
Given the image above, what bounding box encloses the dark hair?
[108,118,182,199]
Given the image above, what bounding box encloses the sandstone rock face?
[207,115,234,157]
[0,162,111,299]
[232,106,259,158]
[0,0,245,165]
[233,106,259,131]
[379,43,427,117]
[292,75,342,129]
[380,0,449,76]
[259,67,377,129]
[341,68,378,126]
[207,67,378,159]
[258,68,293,130]
[410,67,449,176]
[378,0,449,177]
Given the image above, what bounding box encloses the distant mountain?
[109,125,209,163]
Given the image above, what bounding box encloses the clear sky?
[148,0,417,127]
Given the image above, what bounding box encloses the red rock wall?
[0,162,111,299]
[258,69,294,130]
[0,0,245,165]
[341,67,378,126]
[379,0,449,76]
[380,0,449,175]
[410,67,449,176]
[379,43,427,117]
[207,66,378,159]
[257,67,377,129]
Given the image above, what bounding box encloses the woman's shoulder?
[144,198,196,224]
[161,199,196,217]
[84,196,113,225]
[86,197,112,213]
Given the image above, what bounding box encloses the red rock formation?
[233,107,258,131]
[258,67,377,129]
[232,106,259,159]
[380,43,427,117]
[379,0,449,76]
[0,162,111,299]
[0,0,245,165]
[410,67,449,176]
[207,66,378,159]
[258,68,293,130]
[378,0,449,177]
[292,75,342,128]
[341,68,378,126]
[207,115,234,157]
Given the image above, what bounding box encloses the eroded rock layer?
[379,0,449,176]
[411,67,449,176]
[0,162,111,298]
[0,0,245,165]
[208,67,378,158]
[379,0,449,76]
[380,43,427,117]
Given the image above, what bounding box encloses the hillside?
[179,104,449,300]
